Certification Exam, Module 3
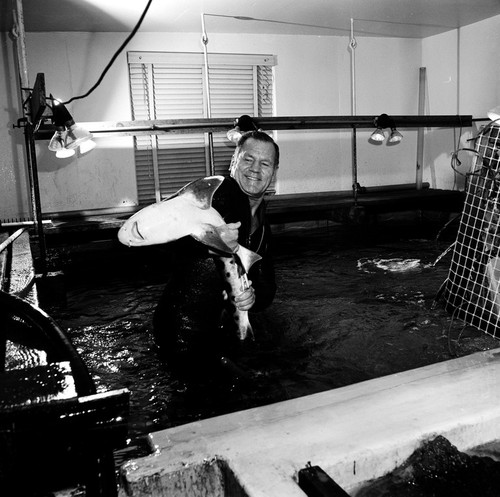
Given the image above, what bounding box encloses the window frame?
[128,51,276,204]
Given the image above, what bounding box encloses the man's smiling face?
[230,138,277,199]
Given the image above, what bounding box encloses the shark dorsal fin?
[178,175,225,209]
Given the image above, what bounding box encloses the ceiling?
[1,0,500,39]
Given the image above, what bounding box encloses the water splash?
[358,257,421,273]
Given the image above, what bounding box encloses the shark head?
[118,175,236,254]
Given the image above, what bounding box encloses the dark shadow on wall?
[0,0,131,33]
[1,30,32,221]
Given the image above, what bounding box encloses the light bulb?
[370,128,385,142]
[55,147,76,159]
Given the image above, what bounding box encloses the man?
[153,129,279,378]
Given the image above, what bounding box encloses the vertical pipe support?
[13,0,47,272]
[201,13,215,175]
[352,127,358,205]
[24,124,47,274]
[349,19,357,118]
[416,67,426,190]
[14,0,30,105]
[349,19,358,204]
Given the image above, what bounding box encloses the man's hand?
[222,279,255,311]
[216,222,241,252]
[234,283,255,311]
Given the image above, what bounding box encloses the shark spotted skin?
[118,176,261,340]
[216,249,261,340]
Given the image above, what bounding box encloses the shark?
[117,175,261,340]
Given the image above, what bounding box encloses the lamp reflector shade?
[48,130,66,152]
[370,128,385,142]
[51,98,75,129]
[79,139,97,155]
[488,105,500,122]
[65,124,94,150]
[388,128,403,143]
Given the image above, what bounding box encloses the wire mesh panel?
[444,123,500,337]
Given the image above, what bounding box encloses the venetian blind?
[128,52,276,204]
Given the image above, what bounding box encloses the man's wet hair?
[236,130,280,167]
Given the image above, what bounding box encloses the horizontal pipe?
[33,114,473,140]
[1,220,52,227]
[0,228,25,254]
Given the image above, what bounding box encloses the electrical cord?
[62,0,154,105]
[450,147,479,177]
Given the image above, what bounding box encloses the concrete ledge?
[120,348,500,497]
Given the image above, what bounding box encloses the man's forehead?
[240,139,276,159]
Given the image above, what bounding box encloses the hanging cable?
[62,0,154,105]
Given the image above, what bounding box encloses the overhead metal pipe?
[32,115,474,140]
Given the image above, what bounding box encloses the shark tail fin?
[244,321,255,341]
[221,307,254,341]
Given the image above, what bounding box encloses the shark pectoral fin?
[191,224,236,254]
[236,245,262,273]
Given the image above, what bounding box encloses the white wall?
[0,31,31,222]
[270,35,422,193]
[458,15,500,115]
[1,16,499,220]
[26,32,138,215]
[422,14,500,190]
[23,31,423,211]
